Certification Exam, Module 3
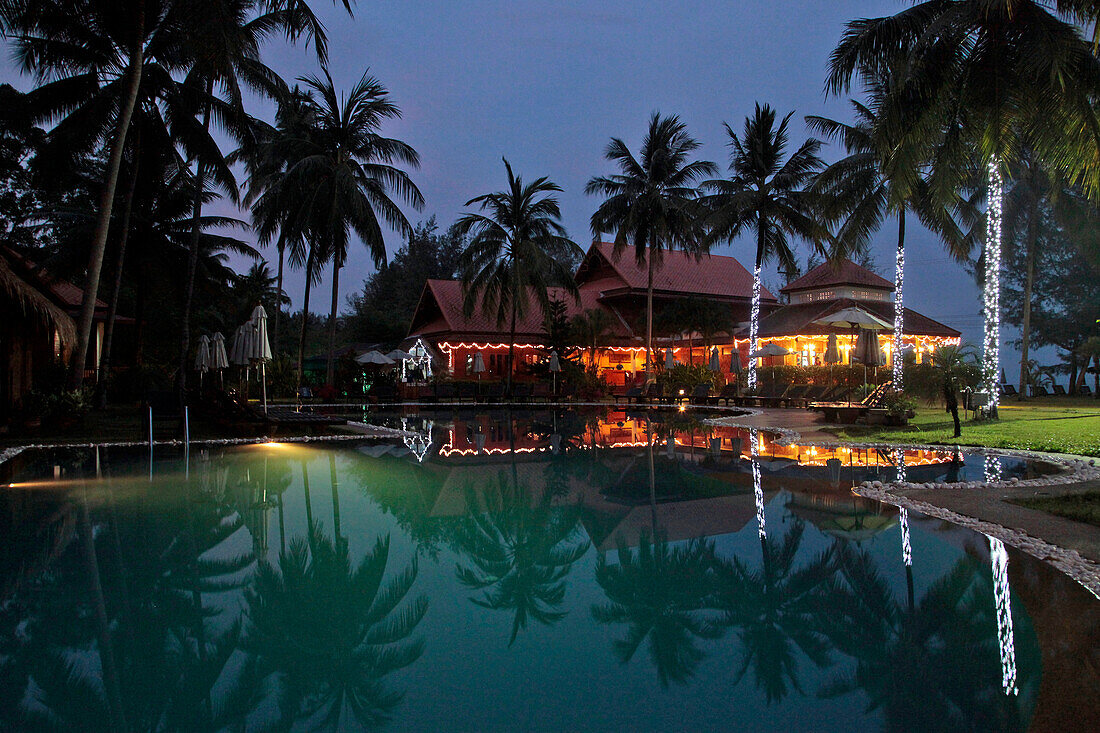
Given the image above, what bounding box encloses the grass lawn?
[824,397,1100,456]
[1010,492,1100,529]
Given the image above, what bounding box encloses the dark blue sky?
[3,1,996,352]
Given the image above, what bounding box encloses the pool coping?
[4,402,1099,599]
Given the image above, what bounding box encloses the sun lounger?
[1079,384,1094,396]
[716,384,739,406]
[689,384,714,405]
[1053,384,1067,396]
[615,386,643,404]
[1032,385,1052,397]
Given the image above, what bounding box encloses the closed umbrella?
[194,334,210,388]
[824,334,841,365]
[664,348,675,371]
[472,351,486,390]
[549,349,561,395]
[730,349,743,375]
[709,347,720,372]
[211,331,229,388]
[249,305,272,413]
[814,308,891,406]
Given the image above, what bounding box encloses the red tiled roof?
[3,247,108,311]
[742,297,959,339]
[780,258,894,294]
[586,242,775,301]
[409,279,634,341]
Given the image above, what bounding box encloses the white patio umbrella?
[548,349,561,394]
[814,308,891,405]
[472,351,486,374]
[709,347,720,372]
[664,348,675,371]
[194,334,211,388]
[730,349,743,375]
[386,349,414,361]
[249,305,272,412]
[357,350,396,365]
[824,334,841,365]
[748,342,789,391]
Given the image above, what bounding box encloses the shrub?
[879,389,916,418]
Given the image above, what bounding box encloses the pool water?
[1,410,1096,731]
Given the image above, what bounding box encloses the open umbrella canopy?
[824,333,841,365]
[249,305,272,362]
[211,332,229,370]
[709,347,720,372]
[357,350,396,365]
[548,350,561,372]
[748,342,790,359]
[386,349,414,361]
[194,335,211,373]
[813,307,892,331]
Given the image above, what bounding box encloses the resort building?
[743,258,961,368]
[406,242,959,384]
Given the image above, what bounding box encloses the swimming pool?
[1,409,1095,731]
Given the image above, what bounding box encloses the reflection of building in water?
[785,492,898,542]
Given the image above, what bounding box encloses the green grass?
[825,397,1100,456]
[1010,492,1100,529]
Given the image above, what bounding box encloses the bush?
[879,389,916,418]
[658,363,715,395]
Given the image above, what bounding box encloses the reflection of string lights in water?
[984,454,1002,483]
[899,508,912,567]
[401,418,434,463]
[988,536,1018,696]
[751,428,766,540]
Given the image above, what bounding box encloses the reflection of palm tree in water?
[453,464,590,646]
[717,519,835,703]
[821,542,1035,731]
[243,526,428,730]
[592,531,725,687]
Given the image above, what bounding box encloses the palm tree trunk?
[325,261,341,385]
[272,241,285,354]
[178,83,213,404]
[301,460,315,549]
[68,9,145,390]
[295,246,316,397]
[1018,191,1038,399]
[748,238,764,390]
[892,210,906,390]
[983,160,1004,417]
[96,132,142,409]
[646,254,654,382]
[329,452,341,542]
[508,299,517,397]
[945,384,961,437]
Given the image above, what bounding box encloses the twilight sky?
[4,0,999,353]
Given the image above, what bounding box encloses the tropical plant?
[570,307,614,371]
[826,0,1100,409]
[702,103,830,389]
[929,343,981,437]
[808,69,970,391]
[456,158,581,394]
[453,474,590,646]
[242,527,427,730]
[592,531,725,687]
[716,519,837,704]
[587,113,716,381]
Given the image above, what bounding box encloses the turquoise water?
[1,409,1096,731]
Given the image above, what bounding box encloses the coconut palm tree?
[929,343,980,437]
[242,528,427,730]
[702,104,830,389]
[0,0,192,389]
[453,473,590,646]
[570,307,615,371]
[591,531,726,687]
[457,158,580,395]
[808,70,971,391]
[587,113,716,382]
[826,0,1100,413]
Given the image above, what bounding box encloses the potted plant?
[880,390,916,426]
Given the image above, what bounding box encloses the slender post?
[148,406,153,450]
[184,406,190,446]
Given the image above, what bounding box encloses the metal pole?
[261,362,268,413]
[148,406,153,450]
[184,405,190,446]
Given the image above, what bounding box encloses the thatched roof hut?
[0,248,76,347]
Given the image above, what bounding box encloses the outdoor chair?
[615,386,643,405]
[532,383,552,402]
[1053,384,1068,396]
[1000,383,1018,396]
[1079,384,1094,396]
[689,384,714,405]
[716,384,739,406]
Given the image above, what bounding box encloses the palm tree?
[587,113,716,381]
[570,307,614,371]
[826,0,1100,413]
[453,474,590,646]
[716,519,836,704]
[242,528,427,730]
[457,158,581,395]
[591,531,726,687]
[702,103,830,389]
[808,71,970,391]
[1,0,188,389]
[929,343,980,437]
